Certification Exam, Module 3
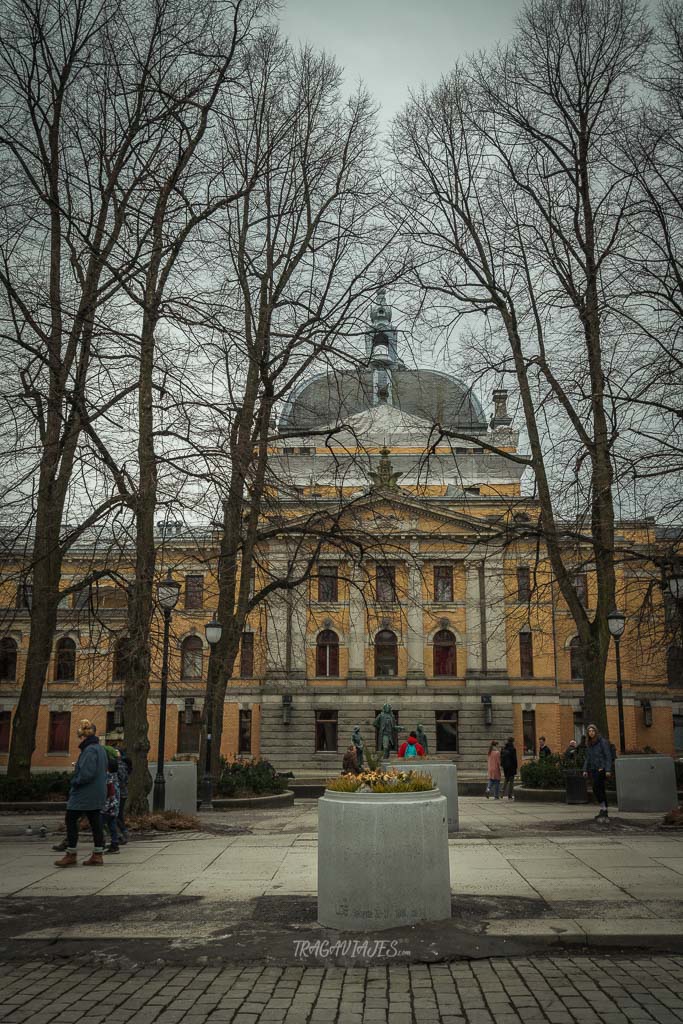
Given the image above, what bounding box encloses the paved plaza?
[2,955,683,1024]
[2,798,683,1022]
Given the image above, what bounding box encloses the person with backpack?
[500,737,518,801]
[485,740,502,799]
[102,746,122,854]
[398,732,426,759]
[583,723,613,820]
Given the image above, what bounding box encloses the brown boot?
[54,852,78,868]
[82,851,104,866]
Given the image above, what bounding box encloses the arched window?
[374,629,398,677]
[55,637,76,681]
[112,636,129,682]
[569,637,583,681]
[433,629,456,677]
[316,630,339,677]
[180,635,203,681]
[0,637,17,681]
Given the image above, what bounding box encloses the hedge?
[215,758,292,798]
[0,772,72,802]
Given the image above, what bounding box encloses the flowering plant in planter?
[326,769,434,793]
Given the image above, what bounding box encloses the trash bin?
[565,770,588,804]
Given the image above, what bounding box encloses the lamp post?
[202,614,223,809]
[153,571,180,812]
[607,608,626,754]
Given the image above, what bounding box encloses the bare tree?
[196,33,388,781]
[389,0,651,734]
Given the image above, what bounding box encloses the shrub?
[0,772,72,802]
[520,755,565,789]
[215,758,291,798]
[326,769,434,793]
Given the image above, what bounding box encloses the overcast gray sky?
[278,0,523,123]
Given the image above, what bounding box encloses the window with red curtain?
[240,632,254,677]
[433,630,456,676]
[184,575,204,610]
[316,630,339,677]
[48,712,71,753]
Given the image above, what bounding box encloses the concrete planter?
[615,755,678,813]
[147,761,197,815]
[382,760,459,832]
[317,788,451,931]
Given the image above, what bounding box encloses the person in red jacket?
[398,732,426,759]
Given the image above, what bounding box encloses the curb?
[485,918,683,949]
[211,790,295,810]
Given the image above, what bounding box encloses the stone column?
[465,560,483,677]
[347,564,366,683]
[406,561,425,682]
[266,551,288,676]
[484,552,507,675]
[289,583,307,680]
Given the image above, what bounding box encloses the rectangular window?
[573,710,585,745]
[522,709,536,756]
[48,711,71,753]
[376,564,397,603]
[317,565,338,603]
[434,565,453,603]
[0,711,10,753]
[177,710,202,754]
[238,709,252,755]
[16,583,32,610]
[315,710,338,752]
[574,572,588,607]
[674,714,683,753]
[519,631,534,678]
[239,632,254,677]
[435,710,458,752]
[184,575,204,610]
[517,567,531,602]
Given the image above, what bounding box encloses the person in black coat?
[583,723,613,820]
[500,737,518,801]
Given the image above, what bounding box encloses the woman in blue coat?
[54,719,108,867]
[583,723,613,821]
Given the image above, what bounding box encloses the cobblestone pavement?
[1,956,683,1024]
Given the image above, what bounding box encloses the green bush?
[0,772,72,802]
[520,755,565,789]
[215,758,292,798]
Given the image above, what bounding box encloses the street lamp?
[607,608,626,755]
[152,571,180,812]
[202,614,223,809]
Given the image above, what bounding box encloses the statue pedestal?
[383,759,459,832]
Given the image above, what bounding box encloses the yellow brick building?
[0,292,681,773]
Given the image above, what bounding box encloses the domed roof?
[278,366,487,435]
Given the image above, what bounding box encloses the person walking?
[538,736,552,758]
[500,737,518,801]
[102,746,121,854]
[115,747,131,845]
[486,740,502,799]
[54,720,108,867]
[583,723,613,820]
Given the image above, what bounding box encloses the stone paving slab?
[1,955,682,1023]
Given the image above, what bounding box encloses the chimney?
[491,389,512,427]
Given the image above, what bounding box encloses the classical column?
[465,560,483,677]
[288,583,307,679]
[406,561,425,682]
[347,564,366,682]
[484,552,508,675]
[266,551,288,677]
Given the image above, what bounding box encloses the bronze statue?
[373,703,397,758]
[351,726,365,770]
[415,723,429,755]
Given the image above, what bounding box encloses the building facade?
[1,292,682,773]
